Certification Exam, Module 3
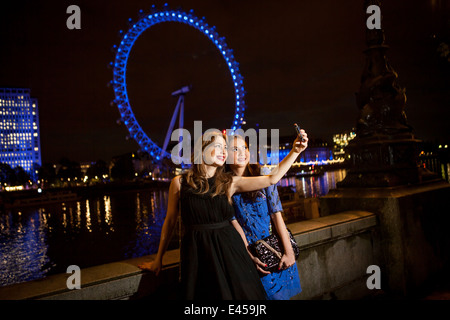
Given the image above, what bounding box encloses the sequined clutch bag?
[248,229,300,272]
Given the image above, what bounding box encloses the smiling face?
[229,135,249,168]
[203,134,228,166]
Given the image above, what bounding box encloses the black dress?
[179,176,267,300]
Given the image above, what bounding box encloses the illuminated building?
[0,88,42,180]
[262,136,334,165]
[332,130,356,160]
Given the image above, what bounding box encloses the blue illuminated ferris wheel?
[110,4,247,160]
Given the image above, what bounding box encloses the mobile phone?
[294,123,305,141]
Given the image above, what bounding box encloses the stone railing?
[0,211,378,300]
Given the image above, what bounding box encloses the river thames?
[1,169,344,286]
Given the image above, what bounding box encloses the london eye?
[110,4,247,162]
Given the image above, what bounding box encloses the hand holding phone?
[294,123,305,142]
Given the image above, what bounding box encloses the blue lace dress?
[231,184,302,300]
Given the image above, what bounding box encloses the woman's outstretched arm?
[138,175,181,275]
[231,129,308,195]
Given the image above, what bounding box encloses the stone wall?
[0,211,379,300]
[320,180,450,296]
[291,211,379,299]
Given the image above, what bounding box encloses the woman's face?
[229,136,249,168]
[204,135,228,166]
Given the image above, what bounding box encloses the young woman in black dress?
[138,128,308,299]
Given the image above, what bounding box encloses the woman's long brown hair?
[225,135,262,201]
[182,130,233,202]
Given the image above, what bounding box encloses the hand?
[138,259,162,276]
[247,248,271,275]
[293,129,308,153]
[278,252,296,271]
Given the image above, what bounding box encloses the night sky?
[0,0,448,164]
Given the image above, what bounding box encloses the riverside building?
[0,88,42,180]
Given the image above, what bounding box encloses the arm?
[231,130,308,195]
[271,212,296,270]
[138,175,181,275]
[231,219,249,247]
[231,219,270,275]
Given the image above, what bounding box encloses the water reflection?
[0,209,52,287]
[279,169,347,198]
[124,191,168,259]
[104,196,113,230]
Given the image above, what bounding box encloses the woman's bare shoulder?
[170,175,183,191]
[172,175,182,182]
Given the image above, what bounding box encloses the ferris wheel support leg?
[160,96,182,158]
[178,95,184,144]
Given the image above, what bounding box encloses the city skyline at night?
[1,1,450,304]
[0,0,448,164]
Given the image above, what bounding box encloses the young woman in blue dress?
[226,134,302,300]
[138,128,307,299]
